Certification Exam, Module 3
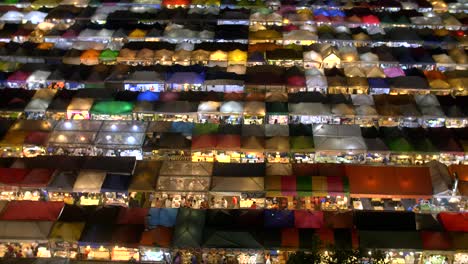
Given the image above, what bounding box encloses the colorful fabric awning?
[266,175,349,197]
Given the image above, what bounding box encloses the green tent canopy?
[290,136,315,152]
[91,101,134,115]
[99,49,119,61]
[202,229,263,248]
[266,102,288,114]
[384,137,415,152]
[193,123,219,135]
[172,208,206,248]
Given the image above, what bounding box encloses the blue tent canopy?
[137,91,160,102]
[264,210,295,228]
[147,208,179,228]
[170,121,194,136]
[100,173,132,193]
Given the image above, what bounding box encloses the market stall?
[153,161,212,209]
[47,170,79,203]
[241,136,265,163]
[66,98,94,120]
[288,102,331,124]
[197,101,221,124]
[266,102,288,125]
[0,221,54,258]
[94,121,146,159]
[219,101,244,125]
[243,101,266,125]
[290,136,315,163]
[265,136,290,163]
[124,71,165,92]
[153,101,198,122]
[90,101,134,120]
[346,165,433,211]
[0,120,54,157]
[24,89,57,119]
[47,120,102,156]
[265,174,349,210]
[72,170,106,206]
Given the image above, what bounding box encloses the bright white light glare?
[111,124,117,130]
[127,136,136,143]
[64,122,72,129]
[106,135,111,140]
[132,125,138,131]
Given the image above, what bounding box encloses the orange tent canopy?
[345,165,433,198]
[448,164,468,182]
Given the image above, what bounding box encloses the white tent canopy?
[27,70,52,83]
[289,103,331,116]
[355,105,378,116]
[210,177,264,192]
[414,94,440,107]
[159,161,213,176]
[312,124,362,137]
[351,94,375,106]
[24,98,51,112]
[0,221,53,241]
[198,101,221,113]
[156,176,210,192]
[314,136,367,151]
[220,101,244,114]
[73,170,106,192]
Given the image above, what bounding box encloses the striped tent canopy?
[266,175,349,197]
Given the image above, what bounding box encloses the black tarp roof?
[212,163,265,177]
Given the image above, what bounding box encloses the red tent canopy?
[0,168,30,185]
[438,213,468,232]
[294,210,323,228]
[162,0,190,5]
[140,226,173,247]
[346,165,433,198]
[421,231,452,250]
[117,207,149,225]
[281,228,299,248]
[0,201,64,221]
[216,135,241,150]
[324,211,354,229]
[24,132,50,146]
[19,168,55,187]
[191,135,218,150]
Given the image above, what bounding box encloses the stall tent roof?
[312,124,362,137]
[72,170,106,193]
[49,221,85,242]
[0,201,63,221]
[346,165,433,198]
[159,161,213,176]
[44,171,77,192]
[289,102,331,115]
[100,173,132,193]
[437,212,468,232]
[212,163,265,177]
[172,208,206,248]
[354,211,416,231]
[90,101,134,115]
[266,163,293,176]
[0,221,54,241]
[128,160,161,192]
[210,177,264,192]
[359,231,423,249]
[314,136,367,151]
[202,229,263,248]
[147,208,179,228]
[81,157,136,174]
